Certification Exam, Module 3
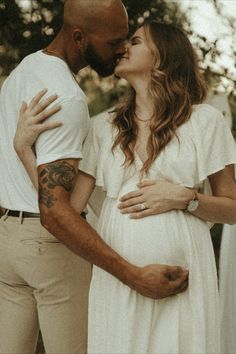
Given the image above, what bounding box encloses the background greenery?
[0,0,188,115]
[0,0,236,116]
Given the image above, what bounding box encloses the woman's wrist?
[14,143,32,159]
[174,186,195,210]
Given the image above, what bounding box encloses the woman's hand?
[118,179,193,219]
[13,88,62,155]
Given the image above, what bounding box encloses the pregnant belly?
[97,196,197,268]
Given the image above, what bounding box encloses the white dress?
[80,104,236,354]
[219,224,236,354]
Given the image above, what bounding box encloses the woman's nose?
[116,40,129,58]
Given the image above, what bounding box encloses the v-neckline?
[134,151,157,174]
[134,151,146,166]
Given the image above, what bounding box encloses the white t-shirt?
[0,50,90,212]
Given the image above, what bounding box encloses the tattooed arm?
[38,158,188,299]
[15,91,189,299]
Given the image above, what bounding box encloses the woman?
[14,22,236,353]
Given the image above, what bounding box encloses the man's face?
[84,26,129,77]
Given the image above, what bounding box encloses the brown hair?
[112,22,207,174]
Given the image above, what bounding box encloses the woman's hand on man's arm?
[14,88,61,154]
[13,89,62,190]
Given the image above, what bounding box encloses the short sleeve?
[192,104,236,182]
[79,118,99,178]
[36,97,90,166]
[79,113,126,198]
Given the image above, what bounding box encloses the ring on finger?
[139,203,146,211]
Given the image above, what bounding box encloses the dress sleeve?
[79,118,99,178]
[79,113,126,199]
[192,105,236,183]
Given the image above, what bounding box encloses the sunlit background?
[1,0,236,114]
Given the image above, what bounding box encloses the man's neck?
[45,34,88,74]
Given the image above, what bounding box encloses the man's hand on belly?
[131,264,189,299]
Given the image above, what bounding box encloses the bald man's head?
[61,0,129,76]
[63,0,127,34]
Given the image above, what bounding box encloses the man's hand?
[38,161,189,300]
[132,264,189,299]
[118,179,193,219]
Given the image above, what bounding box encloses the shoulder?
[83,110,115,151]
[177,103,229,148]
[2,51,40,83]
[192,103,223,116]
[183,103,227,139]
[90,110,113,136]
[56,97,90,130]
[15,51,47,74]
[17,51,40,66]
[191,103,224,127]
[22,51,84,98]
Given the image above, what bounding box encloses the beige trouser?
[0,215,91,354]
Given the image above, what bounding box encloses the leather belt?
[6,210,40,218]
[4,209,87,219]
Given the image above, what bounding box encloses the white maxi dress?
[80,104,236,354]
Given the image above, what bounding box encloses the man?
[0,1,188,353]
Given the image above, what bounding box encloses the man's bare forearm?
[41,201,138,287]
[38,159,138,287]
[38,159,189,299]
[40,202,189,299]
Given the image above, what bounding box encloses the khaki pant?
[0,215,91,354]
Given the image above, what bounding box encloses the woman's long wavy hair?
[112,22,207,174]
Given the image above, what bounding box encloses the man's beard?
[84,43,117,77]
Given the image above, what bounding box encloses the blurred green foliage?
[0,0,190,115]
[1,0,236,112]
[0,0,187,76]
[0,0,186,116]
[0,0,64,74]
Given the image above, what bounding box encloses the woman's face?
[115,26,154,81]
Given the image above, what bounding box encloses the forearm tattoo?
[38,160,77,208]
